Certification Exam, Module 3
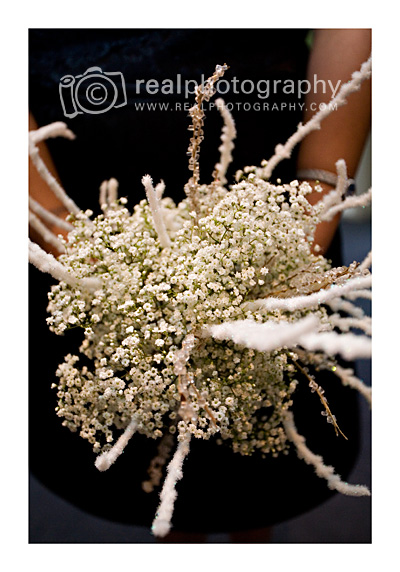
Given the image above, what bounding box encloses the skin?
[297,28,371,255]
[29,28,371,543]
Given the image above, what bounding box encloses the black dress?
[29,29,360,534]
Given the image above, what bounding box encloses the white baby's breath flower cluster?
[29,59,372,537]
[47,176,329,457]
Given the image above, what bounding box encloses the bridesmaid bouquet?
[29,60,372,537]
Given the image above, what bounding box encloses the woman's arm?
[297,29,371,254]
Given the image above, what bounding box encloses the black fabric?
[29,28,312,205]
[29,28,360,534]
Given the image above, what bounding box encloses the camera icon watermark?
[59,67,127,118]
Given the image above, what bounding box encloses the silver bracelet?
[296,168,356,196]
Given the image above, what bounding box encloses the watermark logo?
[59,67,127,118]
[134,74,342,101]
[58,68,341,116]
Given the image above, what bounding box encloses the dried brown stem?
[290,356,347,440]
[184,64,228,215]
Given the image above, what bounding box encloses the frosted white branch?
[29,211,66,253]
[204,315,319,352]
[345,289,372,301]
[327,298,365,319]
[283,411,370,496]
[330,314,372,336]
[29,239,79,285]
[29,239,101,291]
[99,178,119,210]
[95,416,138,471]
[359,250,372,272]
[263,57,372,179]
[320,188,372,222]
[107,178,118,204]
[29,121,76,145]
[312,159,349,220]
[29,197,73,232]
[155,180,166,200]
[141,175,171,249]
[29,123,81,215]
[213,98,237,186]
[333,365,371,406]
[246,274,372,312]
[151,432,191,537]
[297,330,371,360]
[315,186,341,214]
[335,159,348,198]
[99,181,107,209]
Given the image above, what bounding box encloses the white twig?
[320,189,372,222]
[29,211,66,253]
[327,298,365,319]
[99,180,108,209]
[141,175,171,248]
[107,178,118,204]
[29,123,81,215]
[246,275,372,312]
[29,239,78,285]
[345,289,372,301]
[213,98,236,186]
[209,314,371,360]
[155,180,166,200]
[297,330,371,360]
[283,411,370,496]
[263,57,372,179]
[151,432,191,537]
[329,314,372,336]
[314,159,348,216]
[99,178,119,210]
[333,365,372,406]
[29,239,101,291]
[203,315,319,353]
[359,250,372,272]
[95,416,138,471]
[29,197,73,232]
[335,159,348,198]
[29,121,76,145]
[315,186,341,213]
